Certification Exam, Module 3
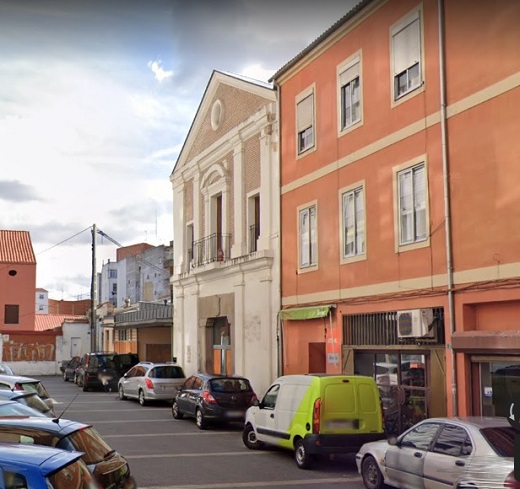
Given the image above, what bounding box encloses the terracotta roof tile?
[0,230,36,264]
[34,314,87,331]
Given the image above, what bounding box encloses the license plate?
[326,420,356,429]
[225,410,243,418]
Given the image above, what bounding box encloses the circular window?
[211,100,223,131]
[8,270,17,276]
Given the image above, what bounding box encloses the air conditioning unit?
[397,309,435,338]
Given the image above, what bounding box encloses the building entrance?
[355,351,428,435]
[471,356,520,417]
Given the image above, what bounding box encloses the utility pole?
[91,224,99,351]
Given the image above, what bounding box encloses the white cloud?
[240,63,275,83]
[148,59,173,83]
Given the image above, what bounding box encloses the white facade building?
[170,71,280,395]
[35,288,48,314]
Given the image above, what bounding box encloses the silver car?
[0,374,54,413]
[118,362,186,406]
[356,416,517,489]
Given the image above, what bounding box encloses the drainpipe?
[438,0,457,415]
[273,79,283,378]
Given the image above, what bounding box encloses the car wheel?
[172,400,183,419]
[242,424,264,450]
[118,385,126,400]
[294,438,313,469]
[195,408,207,430]
[138,390,147,406]
[63,371,68,382]
[361,455,384,489]
[76,375,83,388]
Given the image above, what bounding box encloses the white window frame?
[338,52,362,135]
[390,6,424,104]
[296,85,316,158]
[339,181,366,264]
[200,163,230,263]
[298,201,318,271]
[393,157,430,252]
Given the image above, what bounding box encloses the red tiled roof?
[0,230,36,264]
[34,314,87,331]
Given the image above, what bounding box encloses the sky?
[0,0,358,301]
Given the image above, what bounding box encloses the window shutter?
[297,94,314,132]
[393,17,420,75]
[309,206,317,265]
[414,165,427,239]
[300,208,310,267]
[340,61,360,87]
[399,170,413,243]
[344,192,355,256]
[355,189,365,253]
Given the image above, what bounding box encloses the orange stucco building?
[0,230,37,331]
[273,0,520,433]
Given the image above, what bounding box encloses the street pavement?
[43,375,366,489]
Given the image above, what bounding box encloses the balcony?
[249,223,259,253]
[191,233,231,268]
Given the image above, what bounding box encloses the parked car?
[118,361,186,406]
[0,398,52,417]
[75,352,120,392]
[0,416,136,488]
[0,389,55,417]
[172,373,257,429]
[0,374,54,412]
[61,356,81,382]
[243,374,385,469]
[113,352,140,377]
[0,441,101,489]
[0,362,14,375]
[75,352,140,392]
[356,416,518,489]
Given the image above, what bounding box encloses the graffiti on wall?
[2,338,56,362]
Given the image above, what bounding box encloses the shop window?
[355,351,428,436]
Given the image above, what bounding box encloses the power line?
[34,226,92,256]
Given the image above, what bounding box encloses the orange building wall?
[0,262,36,330]
[2,330,60,362]
[48,299,90,316]
[280,0,446,300]
[277,0,520,415]
[116,243,153,261]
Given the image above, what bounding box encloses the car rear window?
[47,458,97,489]
[15,394,50,415]
[480,426,515,457]
[61,427,113,465]
[210,378,252,393]
[20,381,49,400]
[90,355,116,369]
[151,366,185,379]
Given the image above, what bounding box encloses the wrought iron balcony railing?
[190,233,231,267]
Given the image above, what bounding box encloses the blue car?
[0,416,135,489]
[0,442,100,488]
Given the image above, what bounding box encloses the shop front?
[342,307,447,435]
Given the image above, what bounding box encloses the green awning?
[280,305,333,321]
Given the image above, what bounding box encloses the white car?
[356,416,517,489]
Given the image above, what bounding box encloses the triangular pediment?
[171,70,275,176]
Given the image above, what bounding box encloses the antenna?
[52,391,81,424]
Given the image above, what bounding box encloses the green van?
[242,374,385,469]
